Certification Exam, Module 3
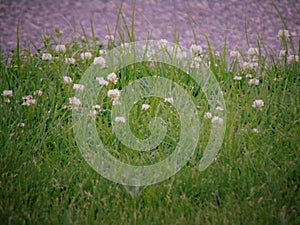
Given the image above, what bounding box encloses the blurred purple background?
[0,0,299,53]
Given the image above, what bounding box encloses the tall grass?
[0,2,299,225]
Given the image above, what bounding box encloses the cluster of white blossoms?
[89,104,103,119]
[93,56,107,68]
[114,116,126,123]
[277,29,290,39]
[107,73,118,85]
[65,58,76,64]
[252,99,264,110]
[63,76,73,84]
[203,106,224,124]
[80,52,92,60]
[248,78,260,86]
[42,53,52,61]
[164,97,174,104]
[190,44,202,56]
[69,97,82,107]
[287,54,299,65]
[230,50,240,60]
[73,84,85,91]
[55,44,67,53]
[22,95,37,106]
[96,77,109,86]
[2,90,13,103]
[107,89,121,105]
[142,104,150,110]
[105,35,114,42]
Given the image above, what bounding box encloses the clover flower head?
[55,44,66,53]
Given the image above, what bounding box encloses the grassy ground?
[0,4,299,225]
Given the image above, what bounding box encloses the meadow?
[0,3,299,225]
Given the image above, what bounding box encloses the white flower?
[230,51,240,59]
[96,77,109,86]
[212,116,223,124]
[246,74,253,78]
[17,122,25,127]
[216,106,224,111]
[22,95,37,106]
[279,50,287,59]
[287,55,299,64]
[93,56,107,68]
[80,52,92,60]
[33,90,43,96]
[115,116,126,123]
[242,62,250,70]
[69,97,82,106]
[93,104,101,109]
[73,84,85,91]
[249,62,259,70]
[252,128,259,133]
[204,112,212,119]
[252,99,264,109]
[42,53,52,60]
[107,73,118,84]
[142,104,150,110]
[164,97,174,104]
[107,89,121,101]
[105,35,114,41]
[112,99,121,105]
[55,44,66,53]
[248,48,259,57]
[190,44,202,56]
[248,78,260,85]
[65,58,76,64]
[90,109,98,118]
[63,76,73,84]
[234,76,242,81]
[278,29,290,38]
[99,49,107,56]
[2,90,13,97]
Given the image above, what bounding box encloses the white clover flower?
[93,56,107,68]
[115,116,126,123]
[63,76,73,84]
[212,116,223,124]
[4,98,10,103]
[246,74,253,78]
[230,51,240,59]
[215,51,220,57]
[99,49,107,56]
[287,55,299,64]
[69,97,82,106]
[242,62,251,70]
[80,52,92,60]
[215,106,224,111]
[142,104,150,110]
[234,76,242,81]
[33,90,43,96]
[248,78,260,85]
[42,53,52,60]
[65,58,76,64]
[2,90,13,97]
[248,48,259,57]
[252,128,259,133]
[164,97,174,104]
[107,72,118,85]
[204,112,212,119]
[22,95,37,106]
[17,122,25,127]
[90,109,98,118]
[279,50,287,59]
[105,35,114,41]
[96,77,109,86]
[249,62,259,70]
[190,44,202,56]
[73,84,85,91]
[252,99,264,110]
[107,89,121,101]
[278,29,290,38]
[93,104,101,109]
[55,44,66,53]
